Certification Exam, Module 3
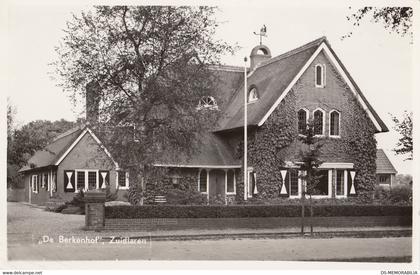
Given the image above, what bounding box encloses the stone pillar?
[85,190,106,231]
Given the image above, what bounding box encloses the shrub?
[105,185,119,202]
[208,194,225,205]
[389,184,412,204]
[105,204,412,219]
[128,183,144,205]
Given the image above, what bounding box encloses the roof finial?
[253,24,267,45]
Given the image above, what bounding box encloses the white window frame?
[31,174,38,193]
[288,169,300,199]
[248,87,259,103]
[197,96,218,110]
[225,169,236,195]
[313,108,326,137]
[116,170,129,190]
[75,169,99,193]
[197,169,209,195]
[334,169,348,198]
[297,108,309,136]
[315,63,326,88]
[247,168,256,198]
[329,109,341,138]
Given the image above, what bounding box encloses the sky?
[6,2,414,174]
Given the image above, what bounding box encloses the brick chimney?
[85,81,100,124]
[250,45,272,70]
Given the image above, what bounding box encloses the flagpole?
[244,57,248,201]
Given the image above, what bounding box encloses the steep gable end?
[215,37,388,133]
[258,40,388,133]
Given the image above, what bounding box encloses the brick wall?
[104,216,411,231]
[57,133,118,202]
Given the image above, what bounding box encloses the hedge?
[105,204,412,219]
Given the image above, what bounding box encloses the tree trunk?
[310,194,313,236]
[300,193,305,235]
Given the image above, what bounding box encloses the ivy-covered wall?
[231,51,378,200]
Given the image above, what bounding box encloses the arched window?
[298,109,308,135]
[315,64,325,87]
[248,87,258,103]
[330,110,340,137]
[197,96,218,110]
[313,109,324,136]
[199,169,208,193]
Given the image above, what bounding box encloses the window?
[226,170,235,193]
[77,171,85,191]
[315,64,325,87]
[31,175,38,193]
[248,170,257,198]
[313,109,324,136]
[330,110,340,137]
[336,170,345,196]
[379,175,388,183]
[199,170,208,193]
[73,170,100,192]
[312,170,329,196]
[248,87,258,103]
[88,171,97,189]
[117,171,129,189]
[288,169,299,196]
[197,96,218,110]
[298,109,308,135]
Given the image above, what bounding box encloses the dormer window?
[315,64,326,88]
[248,87,259,103]
[197,96,218,110]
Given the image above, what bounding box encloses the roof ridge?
[52,125,83,142]
[208,64,246,72]
[254,36,326,70]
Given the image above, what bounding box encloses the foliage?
[52,6,235,178]
[166,188,207,205]
[344,91,377,195]
[396,174,412,185]
[67,189,86,214]
[241,91,297,199]
[296,120,324,196]
[208,194,225,205]
[374,184,412,205]
[7,114,77,189]
[105,204,412,219]
[391,111,412,160]
[343,7,413,39]
[105,185,119,202]
[128,183,144,205]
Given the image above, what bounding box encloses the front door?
[209,169,225,200]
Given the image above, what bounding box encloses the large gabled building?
[20,36,392,205]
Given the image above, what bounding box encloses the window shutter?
[99,170,110,189]
[64,170,75,192]
[125,171,129,188]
